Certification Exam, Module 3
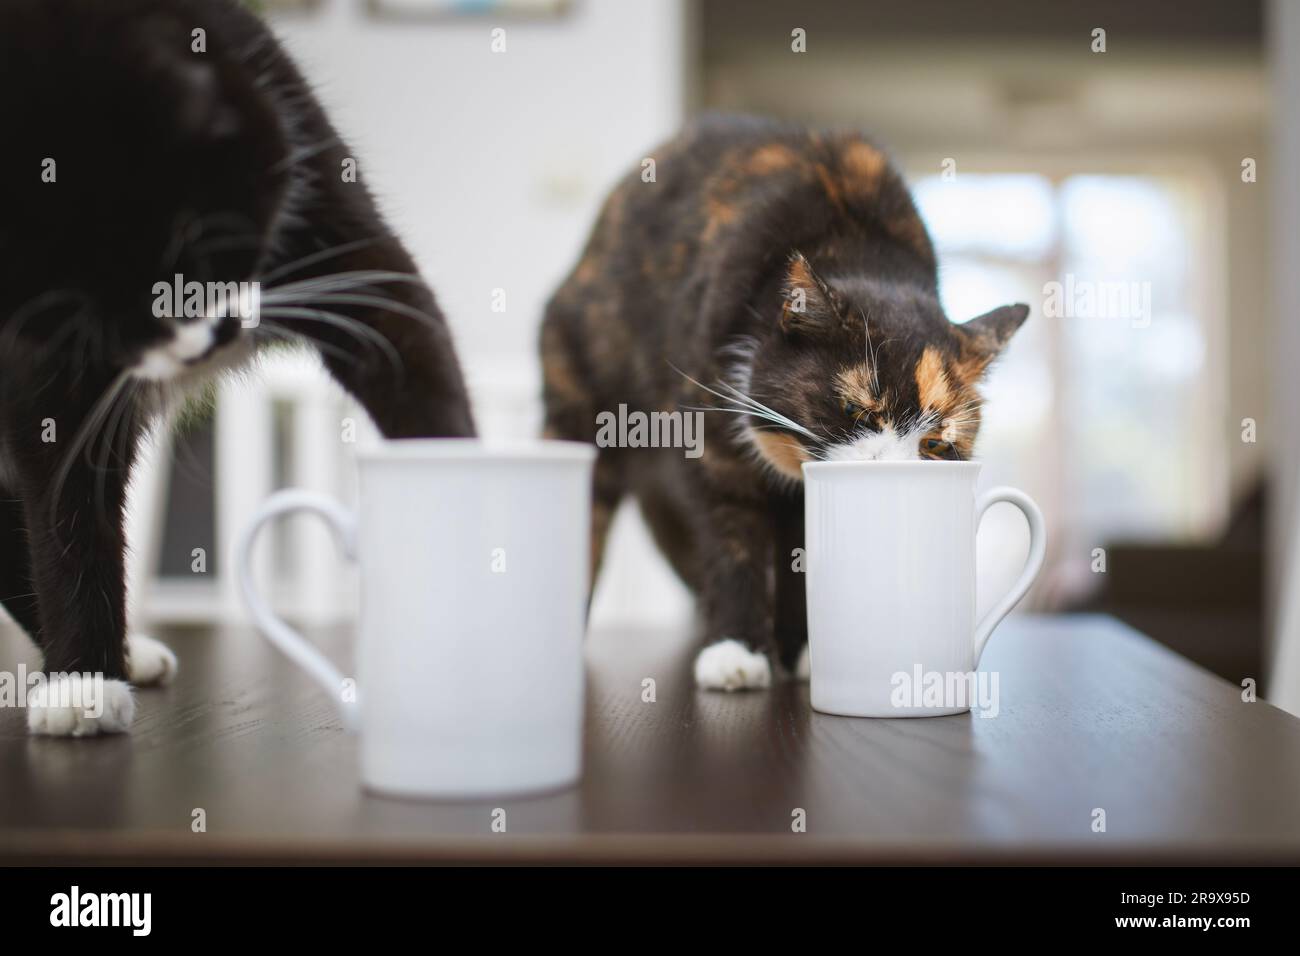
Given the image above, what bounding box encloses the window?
[912,170,1225,601]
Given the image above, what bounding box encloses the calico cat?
[0,0,473,734]
[541,115,1028,690]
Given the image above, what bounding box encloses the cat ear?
[780,253,844,336]
[952,303,1029,377]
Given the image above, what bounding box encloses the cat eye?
[924,438,955,456]
[842,400,866,421]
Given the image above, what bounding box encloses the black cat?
[542,115,1027,690]
[0,0,473,734]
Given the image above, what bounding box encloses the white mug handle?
[237,489,361,731]
[973,486,1046,664]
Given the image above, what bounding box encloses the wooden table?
[1,615,1297,864]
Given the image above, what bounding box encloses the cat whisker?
[858,306,881,396]
[268,137,343,176]
[671,365,825,444]
[92,380,142,531]
[710,378,829,443]
[280,291,438,327]
[261,269,424,300]
[88,381,132,472]
[0,290,85,365]
[259,306,403,377]
[685,403,821,443]
[257,237,398,285]
[160,210,258,272]
[900,411,943,436]
[255,319,360,366]
[48,371,132,526]
[238,32,274,64]
[701,373,772,408]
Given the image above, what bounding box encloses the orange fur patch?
[702,196,738,242]
[950,344,996,385]
[787,254,814,290]
[668,241,688,276]
[915,347,951,410]
[540,326,586,406]
[744,143,801,175]
[814,163,844,209]
[840,141,886,199]
[751,430,810,480]
[834,364,880,410]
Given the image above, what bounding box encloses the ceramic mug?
[238,439,595,798]
[803,460,1046,717]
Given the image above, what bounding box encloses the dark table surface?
[1,614,1297,864]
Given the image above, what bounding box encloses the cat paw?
[794,645,811,681]
[127,634,178,686]
[694,639,771,691]
[26,675,135,737]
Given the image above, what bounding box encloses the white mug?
[238,439,595,798]
[802,460,1046,718]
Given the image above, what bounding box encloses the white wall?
[274,1,685,373]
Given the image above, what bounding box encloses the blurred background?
[123,0,1300,713]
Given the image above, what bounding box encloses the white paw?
[794,644,811,681]
[694,639,771,691]
[127,634,178,686]
[27,675,135,737]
